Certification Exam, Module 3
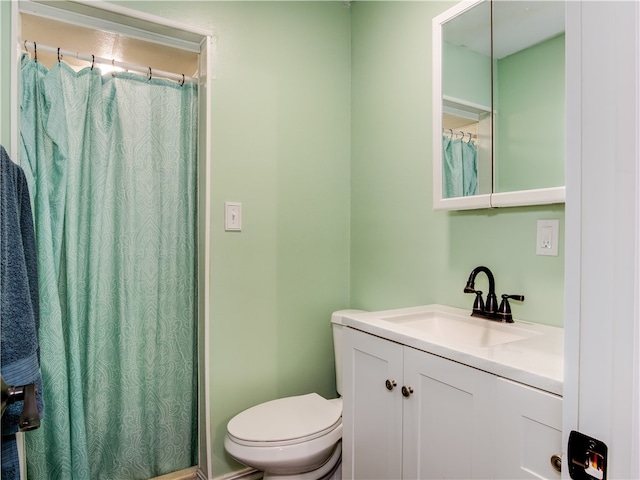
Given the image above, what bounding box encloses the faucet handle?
[497,294,525,323]
[504,294,524,302]
[471,290,484,316]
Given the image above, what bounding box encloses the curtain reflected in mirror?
[442,131,477,198]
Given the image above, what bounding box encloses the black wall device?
[568,430,607,480]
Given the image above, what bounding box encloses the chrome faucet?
[464,266,524,323]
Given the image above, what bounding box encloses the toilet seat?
[227,393,342,447]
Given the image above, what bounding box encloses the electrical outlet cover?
[536,219,559,256]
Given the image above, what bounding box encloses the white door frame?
[564,1,640,478]
[10,2,213,477]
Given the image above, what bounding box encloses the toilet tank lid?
[227,393,341,443]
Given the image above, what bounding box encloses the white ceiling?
[443,0,565,60]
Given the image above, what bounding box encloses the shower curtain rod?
[442,128,477,139]
[22,41,197,85]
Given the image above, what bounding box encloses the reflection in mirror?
[493,1,565,193]
[433,0,566,210]
[441,0,491,198]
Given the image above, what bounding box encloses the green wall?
[496,34,565,192]
[1,1,565,478]
[187,3,351,474]
[202,4,352,473]
[442,40,492,108]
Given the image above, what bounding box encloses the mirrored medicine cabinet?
[432,0,566,210]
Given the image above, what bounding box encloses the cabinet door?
[494,378,562,479]
[402,347,495,479]
[343,329,404,480]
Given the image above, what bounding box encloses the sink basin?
[380,311,540,348]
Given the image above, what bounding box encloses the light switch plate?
[536,219,559,256]
[225,202,242,231]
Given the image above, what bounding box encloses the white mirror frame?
[432,0,566,211]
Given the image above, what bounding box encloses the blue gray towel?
[1,145,44,479]
[1,434,19,479]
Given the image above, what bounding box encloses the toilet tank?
[331,310,364,397]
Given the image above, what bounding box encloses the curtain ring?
[34,42,37,62]
[147,66,152,80]
[24,40,28,52]
[91,54,95,70]
[57,47,61,63]
[180,74,185,87]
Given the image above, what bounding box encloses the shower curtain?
[443,135,478,198]
[19,54,198,479]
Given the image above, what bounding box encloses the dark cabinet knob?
[385,379,397,391]
[401,386,413,397]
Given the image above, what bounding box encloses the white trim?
[431,0,485,28]
[67,0,212,38]
[16,432,26,480]
[19,0,212,52]
[563,1,581,475]
[432,187,565,212]
[489,186,565,208]
[432,3,444,210]
[633,3,640,477]
[198,33,214,480]
[207,467,262,480]
[432,193,492,211]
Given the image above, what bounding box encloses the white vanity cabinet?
[342,327,562,480]
[342,327,494,479]
[402,345,495,479]
[494,378,562,479]
[341,326,403,479]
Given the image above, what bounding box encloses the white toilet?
[224,310,359,479]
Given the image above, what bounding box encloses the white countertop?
[338,304,564,396]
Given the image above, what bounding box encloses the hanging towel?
[1,145,44,479]
[1,435,19,480]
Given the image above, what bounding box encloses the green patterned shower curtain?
[19,54,198,479]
